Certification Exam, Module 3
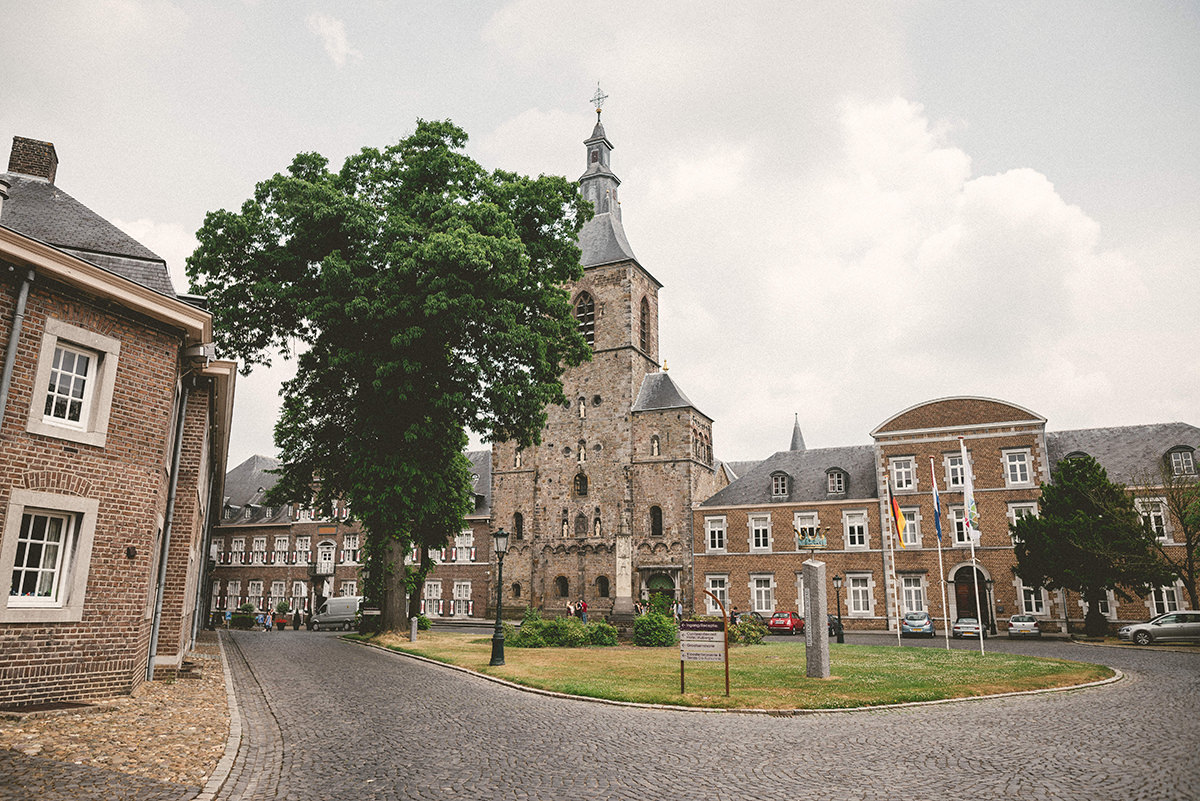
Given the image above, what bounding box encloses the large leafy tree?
[1138,459,1200,609]
[1012,455,1174,636]
[187,120,591,629]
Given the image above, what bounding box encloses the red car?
[767,611,805,635]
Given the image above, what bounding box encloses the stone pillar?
[610,534,634,624]
[803,559,830,679]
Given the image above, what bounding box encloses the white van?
[310,596,362,631]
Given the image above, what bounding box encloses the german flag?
[888,478,907,549]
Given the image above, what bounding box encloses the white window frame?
[1170,450,1196,476]
[247,580,264,606]
[705,575,728,615]
[749,574,775,615]
[1137,498,1170,542]
[452,580,472,616]
[771,473,788,498]
[343,533,361,563]
[847,572,874,617]
[1018,580,1047,616]
[794,512,819,549]
[226,580,240,610]
[950,506,969,546]
[1152,584,1180,615]
[1003,448,1034,488]
[827,470,844,494]
[453,530,473,563]
[1078,590,1117,621]
[1007,501,1038,543]
[944,454,965,489]
[890,457,916,491]
[270,580,286,608]
[1,490,100,623]
[339,580,357,597]
[25,319,121,448]
[274,535,289,553]
[901,575,926,613]
[423,580,442,616]
[749,514,772,553]
[843,510,868,550]
[705,516,727,552]
[900,506,921,547]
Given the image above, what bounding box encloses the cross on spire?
[590,82,609,121]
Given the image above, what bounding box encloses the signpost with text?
[680,593,730,696]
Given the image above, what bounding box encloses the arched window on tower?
[511,582,522,599]
[640,297,650,352]
[575,292,595,347]
[574,473,589,497]
[596,576,610,598]
[650,505,664,537]
[513,512,524,540]
[555,576,569,597]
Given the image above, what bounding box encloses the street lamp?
[985,577,997,635]
[489,528,510,667]
[832,573,845,644]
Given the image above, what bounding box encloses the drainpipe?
[0,264,35,428]
[147,372,192,681]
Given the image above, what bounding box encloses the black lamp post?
[985,578,997,635]
[489,528,510,667]
[832,573,845,644]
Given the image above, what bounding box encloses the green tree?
[187,120,591,630]
[1012,455,1174,636]
[1137,459,1200,610]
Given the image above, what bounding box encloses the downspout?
[0,266,35,427]
[147,372,192,681]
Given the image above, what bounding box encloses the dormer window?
[1169,448,1196,476]
[827,469,845,494]
[771,472,789,498]
[575,292,595,347]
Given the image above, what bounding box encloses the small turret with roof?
[790,414,807,451]
[577,84,638,268]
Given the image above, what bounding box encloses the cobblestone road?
[203,630,1199,801]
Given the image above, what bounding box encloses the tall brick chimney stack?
[8,136,59,184]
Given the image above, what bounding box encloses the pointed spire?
[577,88,638,267]
[790,414,806,451]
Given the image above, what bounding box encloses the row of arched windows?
[554,575,611,598]
[509,506,663,539]
[573,291,653,354]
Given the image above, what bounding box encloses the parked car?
[827,615,844,637]
[900,611,935,637]
[1007,614,1042,638]
[1118,611,1200,646]
[767,611,805,635]
[733,611,766,626]
[952,617,987,638]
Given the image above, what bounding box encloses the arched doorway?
[645,572,675,604]
[952,565,990,628]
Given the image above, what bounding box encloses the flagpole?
[960,437,985,656]
[885,478,902,646]
[930,457,950,651]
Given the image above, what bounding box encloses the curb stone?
[345,635,1124,716]
[189,631,241,801]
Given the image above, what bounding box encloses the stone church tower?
[489,106,726,620]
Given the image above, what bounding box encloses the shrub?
[275,601,290,615]
[648,594,674,617]
[587,621,619,646]
[231,611,256,630]
[632,612,678,647]
[730,616,767,645]
[417,614,431,631]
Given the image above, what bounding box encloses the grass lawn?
[360,632,1113,710]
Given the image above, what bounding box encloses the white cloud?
[306,13,362,68]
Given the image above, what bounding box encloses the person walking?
[566,600,575,618]
[292,609,302,630]
[579,598,588,623]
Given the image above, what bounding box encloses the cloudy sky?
[4,2,1197,469]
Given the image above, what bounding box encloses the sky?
[3,2,1197,469]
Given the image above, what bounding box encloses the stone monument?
[803,559,830,679]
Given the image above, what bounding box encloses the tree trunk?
[1083,588,1109,637]
[381,539,410,632]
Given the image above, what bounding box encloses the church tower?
[489,91,726,621]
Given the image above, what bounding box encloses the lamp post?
[832,573,845,644]
[489,528,510,667]
[985,577,997,635]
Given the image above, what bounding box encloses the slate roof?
[724,461,764,481]
[701,444,878,507]
[1046,423,1200,485]
[632,371,702,415]
[1,173,177,296]
[578,210,638,268]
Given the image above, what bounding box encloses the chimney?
[8,136,59,184]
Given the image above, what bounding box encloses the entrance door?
[645,573,675,605]
[953,567,989,627]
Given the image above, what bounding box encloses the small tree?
[1013,455,1174,636]
[1136,459,1200,609]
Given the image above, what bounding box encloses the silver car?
[1118,611,1200,646]
[1007,614,1042,638]
[951,617,986,638]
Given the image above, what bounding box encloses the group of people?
[565,598,588,623]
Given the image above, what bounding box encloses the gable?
[872,396,1045,436]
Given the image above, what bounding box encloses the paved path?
[199,630,1200,801]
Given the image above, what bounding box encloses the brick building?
[694,397,1198,634]
[486,110,728,621]
[0,137,235,707]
